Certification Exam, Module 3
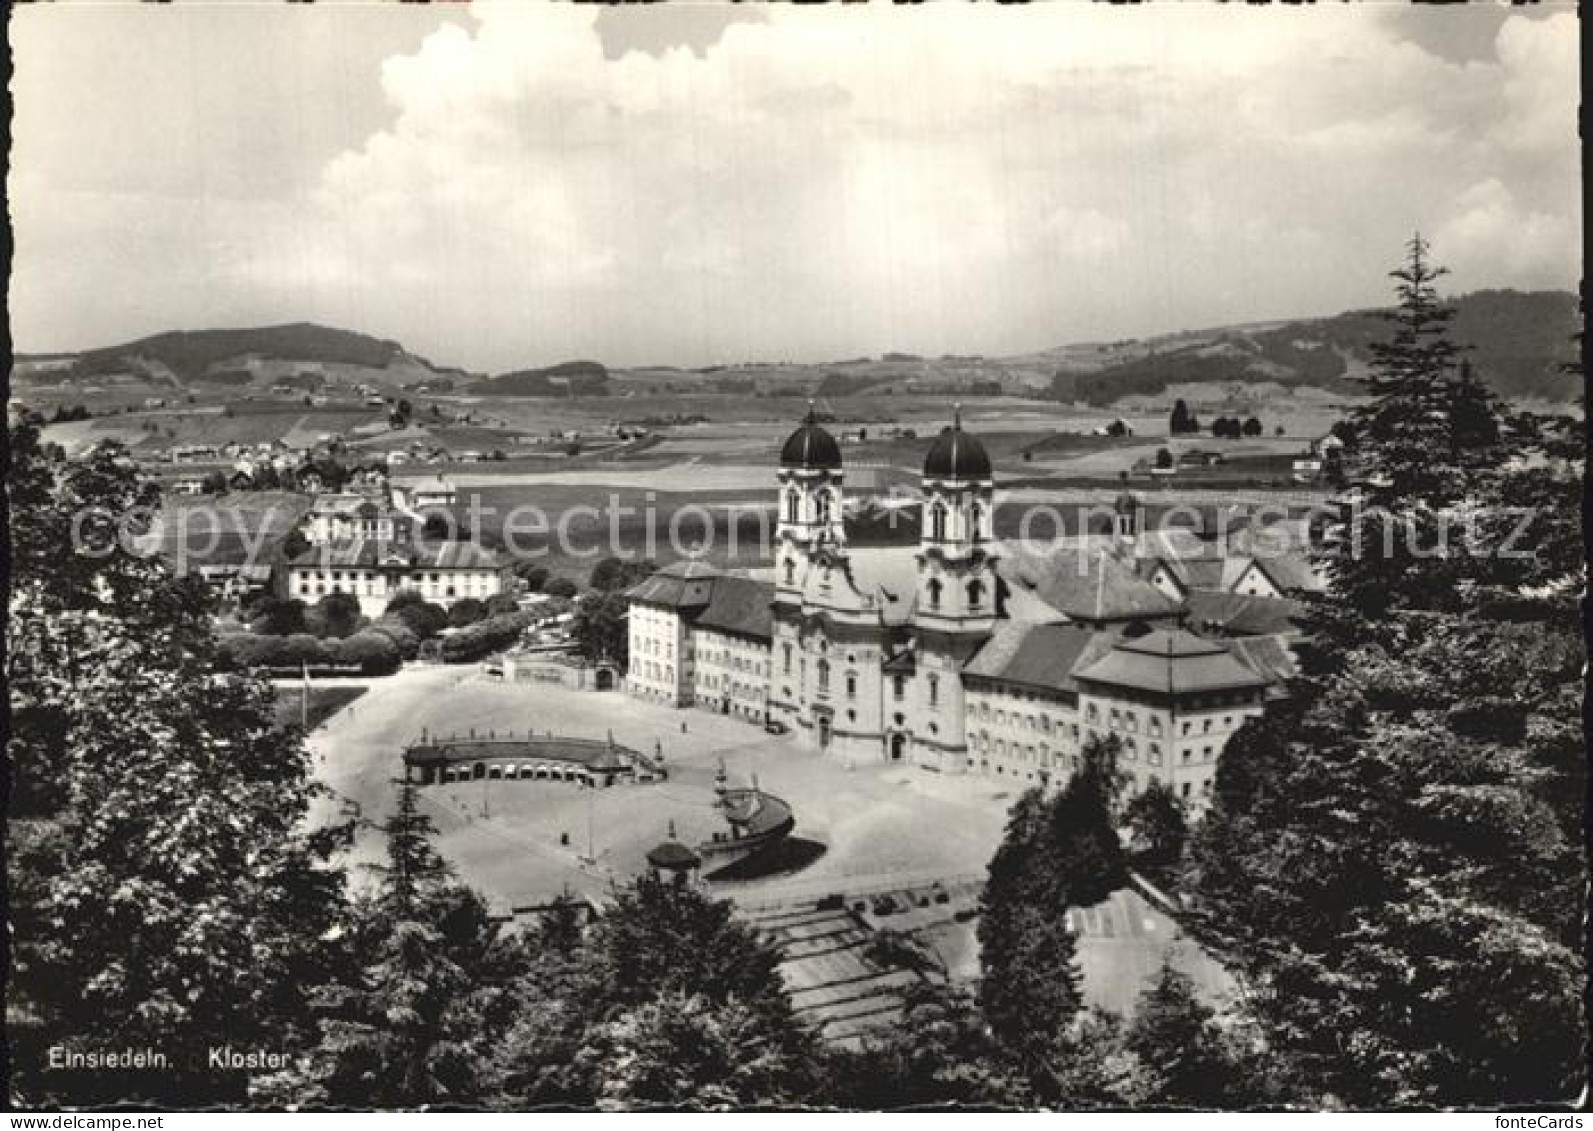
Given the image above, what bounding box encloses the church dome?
[923,408,992,480]
[779,404,842,470]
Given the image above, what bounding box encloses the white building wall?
[626,604,691,706]
[692,629,771,723]
[1078,686,1265,812]
[964,683,1081,788]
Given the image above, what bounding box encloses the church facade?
[626,409,1297,810]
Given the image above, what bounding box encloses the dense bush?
[485,593,521,617]
[513,562,550,591]
[448,598,488,628]
[304,592,363,639]
[250,596,307,637]
[436,610,539,664]
[390,598,450,640]
[333,631,402,676]
[367,617,421,660]
[216,628,400,675]
[543,577,579,599]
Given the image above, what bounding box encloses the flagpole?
[301,660,309,730]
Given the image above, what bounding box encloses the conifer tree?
[1329,234,1506,622]
[490,874,819,1109]
[976,740,1126,1099]
[267,779,525,1108]
[1186,243,1585,1106]
[1120,961,1245,1108]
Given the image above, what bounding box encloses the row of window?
[968,698,1076,738]
[638,661,676,685]
[1083,702,1238,737]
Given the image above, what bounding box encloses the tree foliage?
[1186,238,1586,1106]
[7,426,347,1107]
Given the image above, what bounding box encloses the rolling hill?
[471,360,611,396]
[1043,290,1580,405]
[24,322,471,389]
[13,287,1577,407]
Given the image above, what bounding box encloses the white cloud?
[8,2,1581,368]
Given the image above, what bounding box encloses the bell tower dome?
[775,402,845,600]
[915,405,998,633]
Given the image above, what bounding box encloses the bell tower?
[914,406,998,634]
[774,402,845,600]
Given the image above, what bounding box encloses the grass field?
[448,482,779,577]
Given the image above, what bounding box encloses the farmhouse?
[392,473,457,511]
[626,408,1307,811]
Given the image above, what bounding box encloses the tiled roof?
[310,494,389,518]
[998,543,1180,623]
[1185,590,1303,637]
[963,623,1114,695]
[1248,552,1326,594]
[844,548,920,625]
[1225,634,1299,694]
[625,572,710,609]
[626,560,722,610]
[1074,629,1270,696]
[287,538,505,570]
[1001,583,1072,625]
[695,575,774,640]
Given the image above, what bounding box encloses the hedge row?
[218,629,403,676]
[435,609,540,664]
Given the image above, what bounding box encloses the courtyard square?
[306,665,1016,910]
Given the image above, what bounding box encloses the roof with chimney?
[695,575,775,640]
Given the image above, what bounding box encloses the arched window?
[786,489,800,524]
[782,643,792,674]
[928,675,940,707]
[846,672,857,698]
[817,659,830,692]
[967,578,984,608]
[927,577,943,609]
[783,558,796,584]
[930,500,947,542]
[892,674,906,701]
[970,501,983,541]
[816,490,831,525]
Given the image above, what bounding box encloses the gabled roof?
[695,575,774,640]
[998,543,1180,623]
[963,623,1114,696]
[1074,629,1270,696]
[1184,590,1303,637]
[1246,552,1326,594]
[1225,634,1299,694]
[625,569,714,609]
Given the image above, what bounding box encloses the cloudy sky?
[9,1,1580,371]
